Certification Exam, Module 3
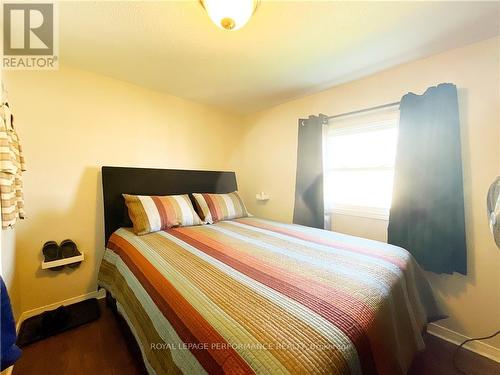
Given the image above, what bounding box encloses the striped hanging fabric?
[0,103,26,228]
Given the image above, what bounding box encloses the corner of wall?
[1,228,21,321]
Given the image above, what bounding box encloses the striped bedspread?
[98,217,441,375]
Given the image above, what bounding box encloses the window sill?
[327,206,389,221]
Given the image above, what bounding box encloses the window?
[323,108,399,219]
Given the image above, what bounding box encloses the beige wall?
[235,37,500,350]
[3,65,243,315]
[1,230,20,319]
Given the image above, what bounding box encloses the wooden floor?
[14,300,499,375]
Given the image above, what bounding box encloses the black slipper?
[60,239,81,268]
[42,241,63,271]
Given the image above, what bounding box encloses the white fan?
[487,176,500,248]
[452,177,500,370]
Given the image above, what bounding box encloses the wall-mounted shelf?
[42,253,84,270]
[256,192,270,201]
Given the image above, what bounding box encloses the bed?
[98,166,442,375]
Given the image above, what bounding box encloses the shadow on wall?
[14,166,105,312]
[93,168,105,284]
[1,228,21,319]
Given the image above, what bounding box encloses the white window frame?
[323,109,399,221]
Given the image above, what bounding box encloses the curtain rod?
[326,101,400,121]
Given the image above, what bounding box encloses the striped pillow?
[192,192,248,223]
[123,194,202,235]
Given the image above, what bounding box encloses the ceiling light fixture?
[199,0,260,31]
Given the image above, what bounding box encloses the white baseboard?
[11,289,105,374]
[428,322,500,363]
[16,289,106,333]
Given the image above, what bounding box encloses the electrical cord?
[452,329,500,374]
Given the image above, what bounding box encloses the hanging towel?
[0,277,21,370]
[0,103,26,229]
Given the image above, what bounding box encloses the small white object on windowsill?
[42,253,84,269]
[256,192,270,201]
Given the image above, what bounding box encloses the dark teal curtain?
[388,83,467,274]
[293,115,327,229]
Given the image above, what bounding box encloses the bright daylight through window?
[323,108,399,219]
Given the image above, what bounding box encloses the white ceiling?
[60,1,500,114]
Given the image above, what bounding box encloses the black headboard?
[102,166,238,244]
